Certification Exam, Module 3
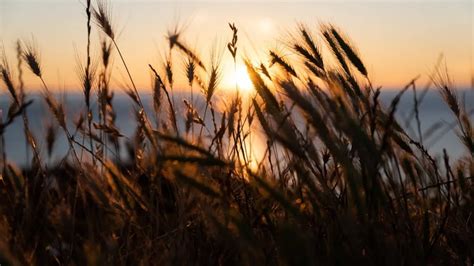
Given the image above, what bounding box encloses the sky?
[0,0,472,92]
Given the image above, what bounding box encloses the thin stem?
[86,0,94,164]
[0,114,6,176]
[190,83,194,142]
[112,39,143,107]
[39,76,81,166]
[198,103,209,140]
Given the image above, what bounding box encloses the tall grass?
[0,1,472,265]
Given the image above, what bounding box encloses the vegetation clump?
[0,1,472,265]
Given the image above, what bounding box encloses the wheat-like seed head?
[298,24,324,70]
[322,28,350,76]
[153,76,162,114]
[44,93,67,130]
[204,45,223,103]
[227,22,238,60]
[184,56,196,87]
[22,39,42,77]
[0,47,18,102]
[432,62,460,116]
[329,25,367,77]
[165,58,173,88]
[92,0,115,39]
[75,53,97,109]
[269,50,297,78]
[101,39,113,67]
[167,25,206,72]
[167,24,182,50]
[45,122,58,158]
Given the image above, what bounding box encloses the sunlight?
[229,66,254,93]
[258,18,274,35]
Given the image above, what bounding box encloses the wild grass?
[0,1,472,265]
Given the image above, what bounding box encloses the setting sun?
[227,65,254,92]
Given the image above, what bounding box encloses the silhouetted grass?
[0,1,472,265]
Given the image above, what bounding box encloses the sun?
[229,66,254,93]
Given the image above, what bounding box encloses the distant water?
[379,89,473,159]
[1,89,472,166]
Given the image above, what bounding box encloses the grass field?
[0,0,473,265]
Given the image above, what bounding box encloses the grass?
[0,0,473,265]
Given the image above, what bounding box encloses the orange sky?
[1,0,472,92]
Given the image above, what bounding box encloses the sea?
[0,89,472,167]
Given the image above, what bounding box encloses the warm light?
[248,159,259,172]
[258,18,274,35]
[230,66,254,92]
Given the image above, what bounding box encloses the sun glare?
[229,66,254,92]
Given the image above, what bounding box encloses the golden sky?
[1,0,472,91]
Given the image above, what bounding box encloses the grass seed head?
[22,39,42,77]
[92,0,115,39]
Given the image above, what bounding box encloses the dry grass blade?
[245,60,279,113]
[154,132,216,158]
[158,155,227,166]
[432,66,459,116]
[75,55,97,109]
[206,64,220,103]
[269,50,297,78]
[167,26,206,71]
[125,88,139,105]
[293,43,319,69]
[93,122,124,137]
[248,170,302,218]
[21,38,42,77]
[253,99,273,138]
[92,0,114,39]
[15,40,25,100]
[227,22,238,61]
[330,26,367,76]
[165,57,173,88]
[100,39,113,67]
[184,99,204,133]
[322,28,350,75]
[44,94,67,130]
[45,122,58,158]
[175,42,206,71]
[175,170,221,198]
[0,100,33,134]
[227,97,239,137]
[184,56,196,87]
[0,47,18,102]
[149,64,179,134]
[205,47,222,103]
[304,61,325,79]
[378,82,412,155]
[299,24,324,70]
[259,63,272,80]
[152,76,162,115]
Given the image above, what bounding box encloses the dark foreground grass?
[0,1,473,265]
